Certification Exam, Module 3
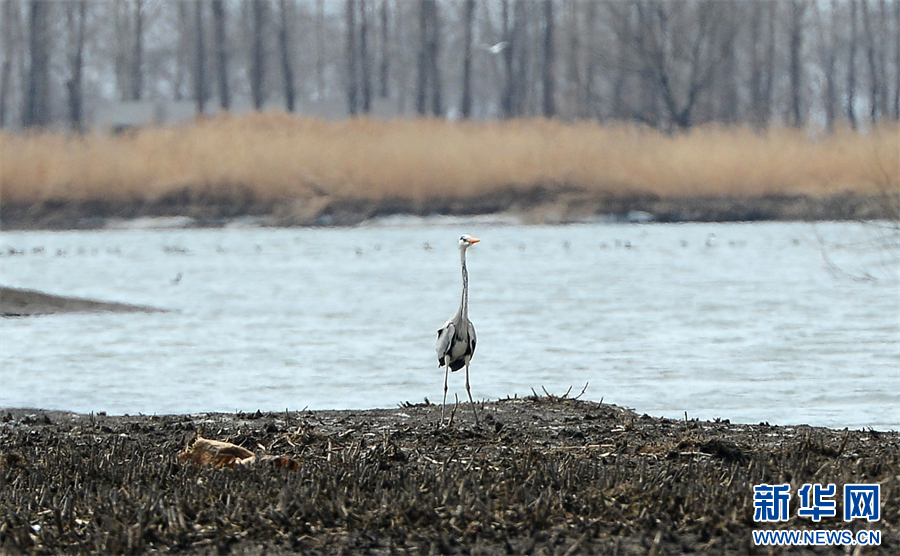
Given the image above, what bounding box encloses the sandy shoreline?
[1,397,896,555]
[1,190,893,230]
[0,286,169,317]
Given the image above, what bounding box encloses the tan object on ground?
[179,436,299,471]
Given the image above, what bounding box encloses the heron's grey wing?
[467,321,477,356]
[436,321,456,364]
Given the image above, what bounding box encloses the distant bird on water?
[436,234,480,426]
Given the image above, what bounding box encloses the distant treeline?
[1,0,899,131]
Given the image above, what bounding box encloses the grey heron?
[436,234,480,425]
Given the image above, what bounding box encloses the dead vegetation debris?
[0,398,897,555]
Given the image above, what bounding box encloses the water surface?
[1,220,897,429]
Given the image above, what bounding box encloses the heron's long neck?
[458,248,469,320]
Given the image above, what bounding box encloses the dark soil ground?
[0,189,893,230]
[1,397,897,555]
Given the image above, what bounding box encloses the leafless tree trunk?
[564,1,580,119]
[847,0,858,128]
[65,0,87,132]
[748,1,764,128]
[360,0,372,113]
[877,0,889,119]
[346,0,358,115]
[500,0,514,118]
[250,0,266,110]
[415,0,426,114]
[194,0,207,114]
[788,0,806,128]
[815,1,838,132]
[173,1,189,101]
[429,0,442,116]
[132,0,143,101]
[861,0,880,123]
[0,0,20,128]
[583,0,596,119]
[114,0,130,100]
[278,0,296,112]
[211,0,230,110]
[509,0,527,117]
[316,0,325,100]
[716,14,738,124]
[23,0,51,128]
[761,1,776,127]
[608,2,630,121]
[894,0,900,120]
[415,0,441,116]
[541,0,555,117]
[460,0,475,119]
[379,0,389,98]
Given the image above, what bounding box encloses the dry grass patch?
[1,114,897,205]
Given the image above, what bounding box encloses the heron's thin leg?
[441,364,450,424]
[465,362,480,426]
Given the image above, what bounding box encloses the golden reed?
[1,113,896,204]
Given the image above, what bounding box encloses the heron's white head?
[459,234,480,249]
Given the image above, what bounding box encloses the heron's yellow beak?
[469,237,480,244]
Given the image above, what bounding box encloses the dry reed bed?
[1,398,897,555]
[2,115,897,207]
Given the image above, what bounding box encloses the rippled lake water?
[1,219,897,429]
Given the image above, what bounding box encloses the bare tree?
[788,0,807,128]
[877,0,889,118]
[346,0,358,115]
[416,0,428,115]
[500,0,514,118]
[360,0,372,113]
[173,1,190,100]
[23,0,51,128]
[65,0,88,132]
[714,7,739,124]
[416,0,441,116]
[563,1,580,119]
[6,0,900,129]
[278,0,296,112]
[194,0,207,114]
[379,0,389,98]
[815,1,838,131]
[582,0,597,119]
[0,0,21,127]
[316,0,325,100]
[428,0,442,116]
[748,1,764,127]
[894,0,900,120]
[211,0,230,110]
[847,0,859,128]
[250,0,266,110]
[132,0,143,101]
[629,1,735,129]
[861,0,880,123]
[608,1,631,121]
[460,0,475,118]
[761,1,777,127]
[541,0,555,117]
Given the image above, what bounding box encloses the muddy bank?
[0,286,169,317]
[1,397,896,555]
[0,188,893,230]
